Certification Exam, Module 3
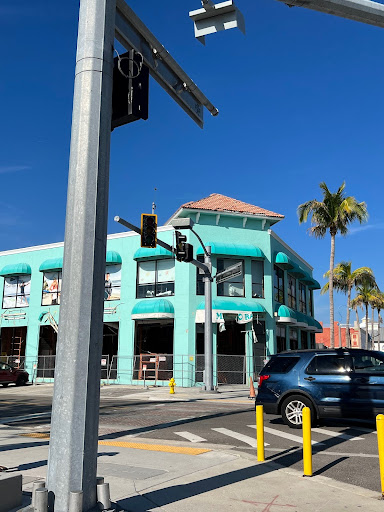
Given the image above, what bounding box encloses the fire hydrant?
[169,377,176,394]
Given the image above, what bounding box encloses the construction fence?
[0,353,267,387]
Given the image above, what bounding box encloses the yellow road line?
[19,433,211,455]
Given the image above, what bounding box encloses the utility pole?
[46,1,116,511]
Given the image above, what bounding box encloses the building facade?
[0,194,322,386]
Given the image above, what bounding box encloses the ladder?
[139,353,159,380]
[12,337,23,369]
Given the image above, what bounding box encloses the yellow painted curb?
[19,433,211,455]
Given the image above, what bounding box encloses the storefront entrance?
[38,325,57,378]
[0,326,27,366]
[134,320,174,380]
[102,323,119,380]
[217,319,246,384]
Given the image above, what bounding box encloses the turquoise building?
[0,194,322,387]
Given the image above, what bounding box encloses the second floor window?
[308,289,314,316]
[42,272,62,306]
[251,260,264,298]
[137,259,175,298]
[3,275,31,308]
[287,274,296,309]
[273,265,284,303]
[299,282,306,313]
[105,265,121,301]
[217,258,244,297]
[196,255,204,295]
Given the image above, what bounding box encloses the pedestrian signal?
[141,214,157,248]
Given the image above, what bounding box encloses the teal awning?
[39,258,63,272]
[133,246,174,261]
[289,265,306,278]
[0,263,32,277]
[196,243,264,258]
[131,299,174,319]
[106,250,122,265]
[196,299,265,324]
[295,311,309,327]
[308,278,321,290]
[276,305,297,324]
[275,252,294,269]
[197,299,266,313]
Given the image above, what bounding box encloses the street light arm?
[277,0,384,29]
[190,227,209,258]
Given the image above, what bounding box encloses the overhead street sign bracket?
[215,261,243,284]
[115,0,219,128]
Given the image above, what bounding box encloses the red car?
[0,362,29,387]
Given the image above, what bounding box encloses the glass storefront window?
[276,326,286,353]
[137,259,175,298]
[290,328,298,351]
[3,275,31,308]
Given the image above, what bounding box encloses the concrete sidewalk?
[1,423,383,512]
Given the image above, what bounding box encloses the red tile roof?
[181,193,284,218]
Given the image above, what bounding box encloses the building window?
[104,265,121,301]
[310,332,316,349]
[251,260,264,298]
[42,272,62,306]
[2,275,31,308]
[290,328,298,350]
[137,259,175,298]
[276,326,286,353]
[287,274,296,309]
[299,283,306,313]
[216,258,244,297]
[273,265,284,303]
[196,255,204,295]
[308,289,313,316]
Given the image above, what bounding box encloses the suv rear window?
[263,356,300,374]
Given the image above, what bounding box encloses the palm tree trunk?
[355,309,361,347]
[346,286,352,348]
[329,234,335,348]
[371,306,375,350]
[365,304,369,350]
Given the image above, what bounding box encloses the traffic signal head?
[141,214,157,248]
[175,231,193,262]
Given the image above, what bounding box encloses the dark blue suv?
[256,349,384,428]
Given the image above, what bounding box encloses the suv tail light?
[258,374,270,387]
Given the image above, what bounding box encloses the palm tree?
[321,262,375,347]
[351,284,378,350]
[298,182,368,348]
[369,289,384,348]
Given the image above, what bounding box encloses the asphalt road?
[0,384,381,494]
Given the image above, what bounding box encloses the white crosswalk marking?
[174,431,207,443]
[312,427,364,441]
[247,425,324,446]
[212,427,269,447]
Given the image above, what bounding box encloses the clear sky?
[1,0,384,326]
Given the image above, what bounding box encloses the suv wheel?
[281,395,315,429]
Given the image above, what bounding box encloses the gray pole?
[46,1,116,511]
[204,246,214,391]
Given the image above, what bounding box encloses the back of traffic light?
[141,214,157,248]
[111,49,149,130]
[175,231,193,262]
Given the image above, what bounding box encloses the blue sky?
[1,0,384,325]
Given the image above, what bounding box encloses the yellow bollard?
[256,405,265,462]
[376,414,384,498]
[302,406,312,477]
